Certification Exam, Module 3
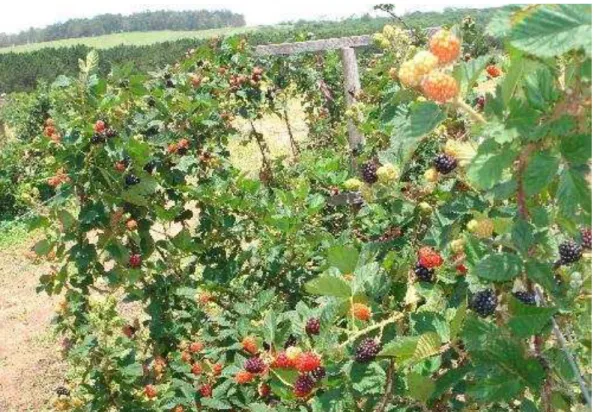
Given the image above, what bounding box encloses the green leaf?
[126,138,151,165]
[449,300,467,340]
[327,245,359,274]
[379,102,445,166]
[508,298,557,338]
[472,253,523,282]
[510,4,592,58]
[560,134,592,165]
[523,151,559,196]
[57,210,76,230]
[406,372,435,403]
[523,67,559,110]
[379,332,441,365]
[304,274,352,298]
[350,362,386,395]
[467,141,517,190]
[501,56,527,105]
[33,239,51,256]
[453,55,490,97]
[556,166,591,219]
[511,219,535,255]
[525,260,556,293]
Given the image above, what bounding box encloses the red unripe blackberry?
[94,120,106,133]
[558,240,582,265]
[144,384,157,399]
[295,352,321,373]
[433,153,457,174]
[414,262,434,282]
[355,338,380,363]
[360,162,378,184]
[191,362,202,375]
[581,228,591,249]
[199,383,212,398]
[310,366,326,382]
[258,383,271,398]
[271,351,293,369]
[470,289,498,317]
[244,357,266,374]
[189,341,204,353]
[129,254,142,268]
[513,291,536,305]
[475,95,485,110]
[212,363,223,376]
[305,318,320,336]
[293,374,315,397]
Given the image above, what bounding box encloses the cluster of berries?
[414,247,443,283]
[395,29,461,103]
[91,120,117,144]
[229,66,264,90]
[43,118,62,143]
[167,138,191,155]
[48,167,71,187]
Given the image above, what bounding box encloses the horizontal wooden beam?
[254,35,373,56]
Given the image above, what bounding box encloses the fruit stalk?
[339,312,404,348]
[453,97,487,125]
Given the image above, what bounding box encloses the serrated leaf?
[413,332,442,360]
[560,134,591,165]
[406,372,435,403]
[453,55,490,96]
[327,245,359,274]
[525,260,556,293]
[523,151,559,196]
[501,56,527,105]
[449,300,467,340]
[472,253,523,282]
[556,166,591,219]
[467,141,517,190]
[304,275,352,298]
[510,4,592,58]
[508,299,557,338]
[511,219,535,255]
[33,239,51,256]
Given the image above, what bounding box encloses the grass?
[0,26,282,54]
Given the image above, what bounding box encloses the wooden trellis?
[255,35,374,150]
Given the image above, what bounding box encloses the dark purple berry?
[414,262,434,283]
[56,386,70,396]
[293,374,315,397]
[105,128,117,138]
[284,334,297,349]
[470,289,497,317]
[355,338,380,363]
[558,240,582,265]
[244,357,266,374]
[91,133,105,144]
[125,174,140,186]
[360,162,378,184]
[581,228,591,250]
[310,366,326,382]
[513,291,536,305]
[434,153,457,174]
[143,160,157,174]
[305,318,320,336]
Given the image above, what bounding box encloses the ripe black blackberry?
[143,160,157,174]
[433,153,457,174]
[470,289,497,317]
[360,162,378,184]
[91,133,105,144]
[284,334,297,349]
[293,374,315,397]
[147,97,156,107]
[414,262,434,283]
[244,357,266,374]
[558,240,582,265]
[310,366,326,382]
[355,338,380,363]
[581,228,592,250]
[513,291,536,305]
[125,174,141,186]
[166,79,175,88]
[55,386,70,396]
[305,318,320,336]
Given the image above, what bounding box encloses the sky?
[0,0,511,34]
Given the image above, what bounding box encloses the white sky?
[0,0,514,34]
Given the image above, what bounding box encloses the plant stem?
[339,313,404,348]
[453,98,487,125]
[374,359,395,412]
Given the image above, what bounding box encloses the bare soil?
[0,240,64,411]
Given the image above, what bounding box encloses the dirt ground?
[0,239,64,411]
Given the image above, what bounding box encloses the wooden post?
[340,47,364,150]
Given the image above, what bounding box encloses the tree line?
[0,9,245,48]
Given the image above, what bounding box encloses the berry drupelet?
[310,366,326,382]
[305,318,320,336]
[414,262,435,282]
[293,374,315,397]
[433,153,457,174]
[513,291,536,305]
[470,289,498,317]
[558,240,582,265]
[581,228,592,250]
[360,162,378,184]
[355,338,381,363]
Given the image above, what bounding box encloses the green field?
[0,26,272,54]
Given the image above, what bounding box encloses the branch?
[339,313,404,348]
[453,98,487,125]
[374,359,395,412]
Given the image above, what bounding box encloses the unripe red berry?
[144,384,157,399]
[94,120,106,133]
[129,254,142,268]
